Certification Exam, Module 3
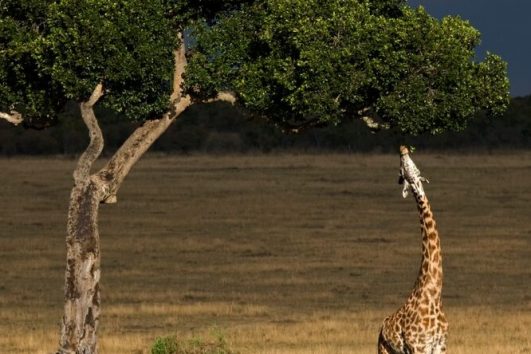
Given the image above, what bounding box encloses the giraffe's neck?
[411,191,443,301]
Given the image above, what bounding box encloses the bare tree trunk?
[58,179,104,354]
[57,84,106,354]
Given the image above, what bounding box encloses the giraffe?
[377,145,448,354]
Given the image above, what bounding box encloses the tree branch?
[96,99,190,204]
[86,82,105,106]
[96,34,192,203]
[204,91,237,105]
[357,107,390,132]
[170,32,187,105]
[0,111,23,126]
[73,83,105,184]
[361,116,390,131]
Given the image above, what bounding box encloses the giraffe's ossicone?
[378,146,448,354]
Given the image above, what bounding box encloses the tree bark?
[58,179,104,354]
[57,84,105,354]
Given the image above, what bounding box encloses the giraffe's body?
[378,146,448,354]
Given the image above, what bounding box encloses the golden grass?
[105,302,270,317]
[1,153,530,353]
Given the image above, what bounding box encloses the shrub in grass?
[151,332,237,354]
[152,336,179,354]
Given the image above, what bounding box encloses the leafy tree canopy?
[185,0,509,135]
[1,0,509,135]
[0,0,252,127]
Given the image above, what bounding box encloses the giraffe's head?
[399,145,409,156]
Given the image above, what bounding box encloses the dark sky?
[408,0,531,96]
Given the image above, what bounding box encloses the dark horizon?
[408,0,531,97]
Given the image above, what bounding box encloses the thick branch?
[73,83,105,184]
[96,35,191,203]
[96,97,190,203]
[0,111,23,125]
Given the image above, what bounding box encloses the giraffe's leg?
[434,335,448,354]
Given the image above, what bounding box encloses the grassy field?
[0,152,530,353]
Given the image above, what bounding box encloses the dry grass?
[0,152,530,353]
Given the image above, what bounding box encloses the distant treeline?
[1,95,531,155]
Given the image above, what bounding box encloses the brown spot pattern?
[378,188,447,353]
